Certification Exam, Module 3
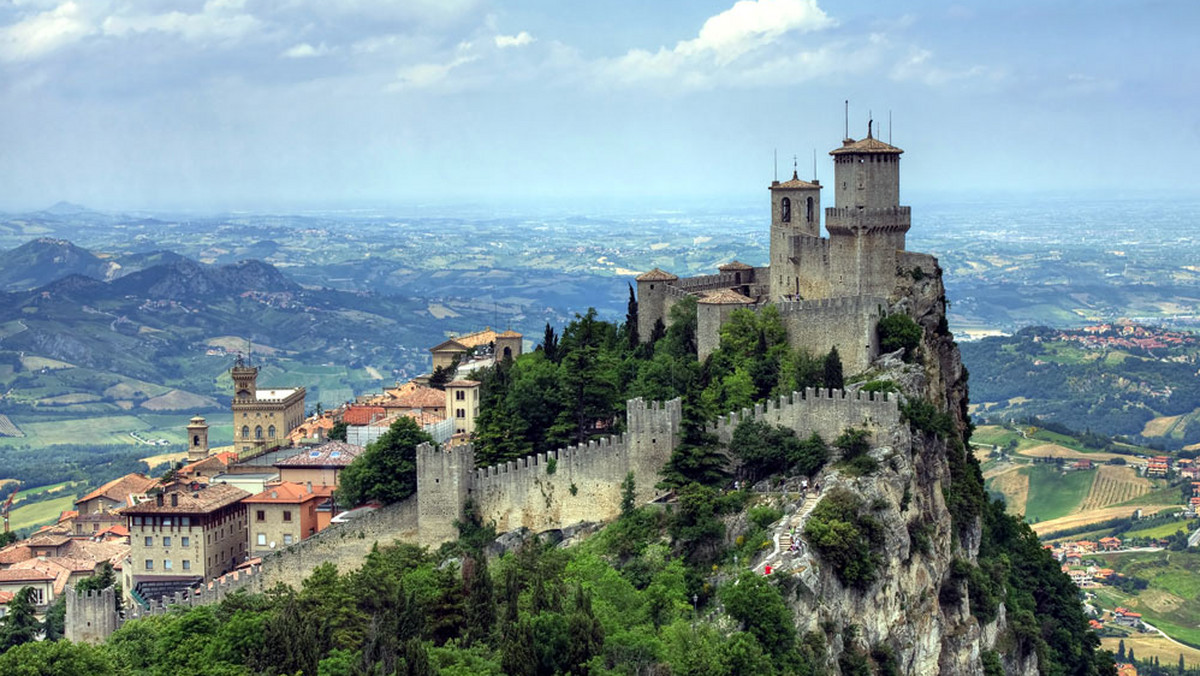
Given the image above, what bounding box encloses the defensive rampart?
[775,295,885,372]
[711,387,902,448]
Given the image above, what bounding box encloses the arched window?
[268,425,276,438]
[503,346,512,360]
[255,425,263,440]
[806,197,814,222]
[781,197,791,222]
[241,425,250,439]
[193,435,200,447]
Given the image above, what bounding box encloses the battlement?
[676,271,752,293]
[825,206,911,232]
[709,386,902,448]
[774,294,886,316]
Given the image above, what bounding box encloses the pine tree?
[823,346,844,390]
[626,283,639,351]
[0,587,42,651]
[541,323,559,363]
[463,555,497,647]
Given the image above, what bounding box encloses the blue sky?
[0,0,1196,211]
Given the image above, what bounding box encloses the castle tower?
[635,268,678,343]
[696,289,755,360]
[768,169,823,300]
[825,122,910,296]
[187,415,210,462]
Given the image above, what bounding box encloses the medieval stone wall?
[711,387,903,449]
[775,295,885,372]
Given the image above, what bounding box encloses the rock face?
[762,258,1039,675]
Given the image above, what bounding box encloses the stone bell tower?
[826,121,910,297]
[231,353,258,403]
[187,415,210,462]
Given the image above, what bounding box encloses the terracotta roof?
[243,482,334,504]
[445,380,480,387]
[275,441,363,468]
[452,329,501,349]
[718,260,754,271]
[388,386,445,410]
[831,135,903,155]
[27,533,70,548]
[0,568,55,582]
[496,330,522,339]
[75,473,159,508]
[178,451,238,477]
[771,171,821,190]
[0,544,32,565]
[343,406,388,426]
[635,268,678,282]
[120,483,250,515]
[698,289,755,305]
[397,409,445,426]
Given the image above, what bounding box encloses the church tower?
[825,122,909,297]
[231,354,258,403]
[187,415,210,462]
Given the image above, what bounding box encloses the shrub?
[877,313,922,361]
[803,488,884,588]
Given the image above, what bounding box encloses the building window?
[268,425,276,438]
[456,408,465,419]
[255,425,263,440]
[257,533,267,546]
[181,517,190,527]
[164,559,173,571]
[256,510,265,522]
[456,390,465,400]
[162,536,172,547]
[145,559,154,570]
[133,516,142,526]
[182,560,191,571]
[32,588,45,604]
[781,197,791,222]
[181,536,190,547]
[806,196,814,221]
[241,425,250,439]
[163,517,172,527]
[283,534,294,545]
[282,511,292,522]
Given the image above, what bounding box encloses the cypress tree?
[626,283,639,350]
[823,346,844,390]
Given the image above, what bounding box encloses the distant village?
[0,327,521,619]
[1044,322,1199,353]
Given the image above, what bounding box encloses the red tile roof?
[635,268,678,282]
[343,406,387,426]
[75,473,158,508]
[243,482,334,504]
[120,484,249,515]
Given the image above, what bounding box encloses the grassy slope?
[1095,551,1200,648]
[8,494,77,532]
[1023,464,1094,522]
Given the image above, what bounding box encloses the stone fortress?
[67,124,930,642]
[636,122,935,371]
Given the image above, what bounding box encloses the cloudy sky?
[0,0,1196,211]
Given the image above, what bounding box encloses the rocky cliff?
[740,256,1104,674]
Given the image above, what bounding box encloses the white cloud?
[0,1,93,62]
[494,31,533,49]
[600,0,835,89]
[281,42,329,58]
[388,53,478,91]
[101,1,262,44]
[888,46,992,86]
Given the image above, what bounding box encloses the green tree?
[0,638,116,675]
[804,488,885,588]
[541,322,560,363]
[877,313,922,361]
[329,421,349,442]
[76,561,122,613]
[0,586,41,651]
[720,571,795,657]
[464,555,497,648]
[41,596,65,641]
[619,471,636,517]
[625,283,639,351]
[338,417,433,506]
[823,346,844,390]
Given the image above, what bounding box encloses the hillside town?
[0,328,520,618]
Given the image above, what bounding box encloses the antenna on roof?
[868,110,873,138]
[774,148,778,181]
[792,155,798,180]
[812,149,817,182]
[889,110,892,144]
[246,338,252,366]
[844,100,849,140]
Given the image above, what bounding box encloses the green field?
[1124,517,1199,540]
[1022,464,1094,522]
[1117,483,1186,507]
[1095,551,1200,649]
[8,493,78,533]
[0,414,152,447]
[14,480,78,500]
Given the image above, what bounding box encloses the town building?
[72,473,158,536]
[243,482,334,557]
[273,441,363,487]
[445,380,481,436]
[230,356,306,457]
[120,483,250,603]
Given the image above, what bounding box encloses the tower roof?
[830,135,903,156]
[635,268,678,282]
[697,289,755,305]
[717,260,754,272]
[770,170,821,190]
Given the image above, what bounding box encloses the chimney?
[156,493,164,507]
[170,493,178,507]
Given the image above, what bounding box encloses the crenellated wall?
[418,398,681,545]
[709,387,902,448]
[65,587,120,644]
